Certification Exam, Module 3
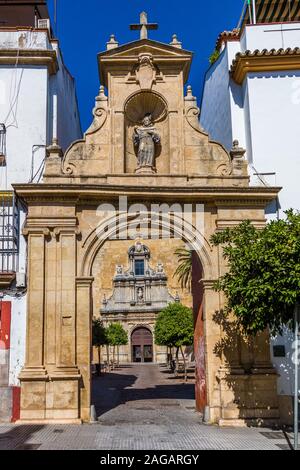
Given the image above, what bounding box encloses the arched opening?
[84,211,212,422]
[131,327,153,363]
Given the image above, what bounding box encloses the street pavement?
[0,364,295,450]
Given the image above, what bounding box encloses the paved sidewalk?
[0,364,294,450]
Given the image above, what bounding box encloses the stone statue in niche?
[133,113,160,171]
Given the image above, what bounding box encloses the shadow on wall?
[213,309,279,426]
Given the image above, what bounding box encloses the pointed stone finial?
[103,294,107,306]
[184,85,196,102]
[230,140,247,176]
[230,140,246,160]
[175,292,181,303]
[97,85,108,102]
[170,34,182,49]
[106,34,119,50]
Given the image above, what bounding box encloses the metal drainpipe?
[252,0,257,24]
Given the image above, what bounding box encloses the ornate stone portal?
[15,13,280,425]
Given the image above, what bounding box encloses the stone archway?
[80,212,212,421]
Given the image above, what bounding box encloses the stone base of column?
[19,367,82,423]
[215,365,280,427]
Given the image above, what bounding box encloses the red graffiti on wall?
[0,301,11,350]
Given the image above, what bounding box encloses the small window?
[135,259,145,276]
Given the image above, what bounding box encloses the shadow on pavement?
[0,425,45,450]
[92,366,195,418]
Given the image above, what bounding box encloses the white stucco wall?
[241,23,300,52]
[200,49,233,150]
[0,30,82,188]
[51,43,82,153]
[244,71,300,213]
[0,65,48,186]
[8,294,27,387]
[271,327,295,397]
[3,208,27,388]
[200,42,245,152]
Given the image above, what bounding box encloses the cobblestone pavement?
[0,364,294,450]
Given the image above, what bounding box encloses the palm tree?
[173,247,192,291]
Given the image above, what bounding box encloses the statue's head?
[142,113,152,127]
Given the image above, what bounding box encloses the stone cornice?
[13,183,281,205]
[231,47,300,85]
[0,49,58,75]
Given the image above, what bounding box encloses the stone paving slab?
[0,364,296,450]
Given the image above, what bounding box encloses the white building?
[200,0,300,423]
[0,0,82,422]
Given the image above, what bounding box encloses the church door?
[131,327,153,363]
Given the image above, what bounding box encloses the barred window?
[0,194,19,273]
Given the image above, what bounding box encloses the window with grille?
[0,195,19,273]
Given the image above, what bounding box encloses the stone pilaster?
[76,277,94,422]
[19,228,49,421]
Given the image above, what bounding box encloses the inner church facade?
[98,239,190,364]
[14,15,281,425]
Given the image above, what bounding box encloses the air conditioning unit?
[16,272,26,289]
[37,19,51,32]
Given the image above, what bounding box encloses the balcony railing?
[0,193,19,282]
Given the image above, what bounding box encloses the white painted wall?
[0,30,82,189]
[8,294,27,387]
[0,65,48,186]
[245,70,300,212]
[241,23,300,52]
[201,42,245,152]
[51,42,82,153]
[201,49,233,150]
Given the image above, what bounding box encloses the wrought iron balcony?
[0,193,19,287]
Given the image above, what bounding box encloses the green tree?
[209,49,220,65]
[174,247,192,291]
[211,210,300,336]
[92,319,107,376]
[154,303,194,381]
[106,323,128,368]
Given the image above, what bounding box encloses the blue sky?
[47,1,244,131]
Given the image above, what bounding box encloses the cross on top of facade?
[130,12,158,40]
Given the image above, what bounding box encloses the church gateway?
[15,13,280,425]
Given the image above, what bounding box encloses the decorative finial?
[230,139,246,161]
[184,85,196,102]
[103,294,107,306]
[97,85,107,102]
[170,34,182,49]
[175,292,181,303]
[106,34,119,50]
